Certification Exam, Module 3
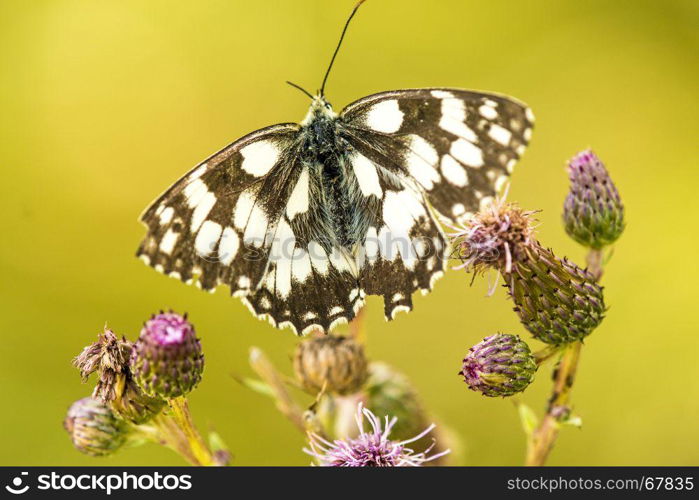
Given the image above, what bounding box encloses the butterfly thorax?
[298,96,358,248]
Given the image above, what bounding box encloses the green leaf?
[561,414,583,429]
[517,402,539,437]
[208,430,228,452]
[238,377,276,398]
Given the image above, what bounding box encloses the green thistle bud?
[563,150,625,248]
[509,245,606,344]
[364,362,454,464]
[73,328,164,424]
[63,397,128,457]
[130,312,204,399]
[293,336,368,395]
[460,334,537,397]
[364,362,424,436]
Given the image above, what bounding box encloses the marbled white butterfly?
[137,1,534,335]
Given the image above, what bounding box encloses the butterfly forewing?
[341,88,534,223]
[138,124,301,294]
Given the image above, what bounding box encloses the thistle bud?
[63,397,128,457]
[508,245,606,344]
[460,334,537,397]
[363,362,454,464]
[364,362,425,438]
[293,336,368,395]
[563,150,625,248]
[130,312,204,399]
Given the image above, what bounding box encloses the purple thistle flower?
[305,403,449,467]
[451,198,538,277]
[563,149,625,248]
[130,311,204,399]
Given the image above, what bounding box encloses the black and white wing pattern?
[138,87,534,334]
[337,88,534,319]
[341,88,534,223]
[138,124,363,334]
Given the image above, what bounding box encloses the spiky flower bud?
[293,336,368,396]
[73,328,164,423]
[563,150,625,248]
[130,312,204,399]
[508,245,606,344]
[452,200,607,344]
[63,397,128,457]
[364,363,424,436]
[460,334,537,397]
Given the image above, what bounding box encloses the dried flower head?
[63,397,128,457]
[73,328,131,402]
[130,311,204,399]
[453,200,538,276]
[294,335,368,395]
[73,327,165,423]
[508,245,606,344]
[305,403,449,467]
[460,334,537,397]
[563,149,625,248]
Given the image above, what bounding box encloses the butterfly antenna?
[285,80,314,99]
[319,0,367,96]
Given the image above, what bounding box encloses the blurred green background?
[1,0,697,466]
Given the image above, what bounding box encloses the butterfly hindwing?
[341,88,534,223]
[341,133,448,320]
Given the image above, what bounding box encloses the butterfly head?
[301,94,338,126]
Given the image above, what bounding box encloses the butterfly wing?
[338,88,533,318]
[138,123,362,334]
[338,131,449,320]
[341,88,534,223]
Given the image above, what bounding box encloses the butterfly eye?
[324,102,332,109]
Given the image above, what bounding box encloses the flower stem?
[144,398,220,466]
[168,396,218,466]
[525,247,603,466]
[533,345,561,366]
[525,341,582,466]
[586,248,604,280]
[249,347,308,434]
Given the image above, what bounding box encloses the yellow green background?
[1,0,697,466]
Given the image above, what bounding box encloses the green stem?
[525,341,582,466]
[249,347,308,434]
[533,345,562,366]
[525,247,604,466]
[168,396,218,466]
[143,398,220,466]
